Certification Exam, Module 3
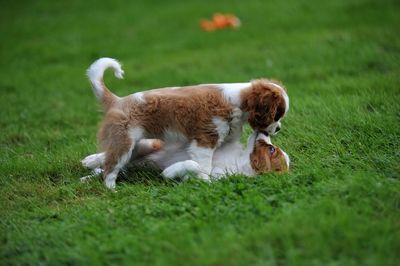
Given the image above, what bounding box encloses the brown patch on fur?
[250,140,288,174]
[119,85,233,148]
[240,79,287,130]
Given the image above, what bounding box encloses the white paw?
[80,175,93,183]
[105,180,116,189]
[183,160,201,172]
[80,168,103,183]
[197,173,211,182]
[162,166,179,179]
[81,153,104,169]
[105,173,117,189]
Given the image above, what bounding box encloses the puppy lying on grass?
[81,131,289,182]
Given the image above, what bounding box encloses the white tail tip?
[87,57,124,99]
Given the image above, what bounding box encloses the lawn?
[1,0,399,265]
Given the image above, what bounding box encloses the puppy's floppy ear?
[265,92,285,123]
[250,93,275,129]
[250,140,270,174]
[242,82,282,129]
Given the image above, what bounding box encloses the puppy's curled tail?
[87,57,124,111]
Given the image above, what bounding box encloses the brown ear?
[250,140,271,174]
[265,92,282,123]
[245,89,280,129]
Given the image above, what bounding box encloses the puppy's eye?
[268,145,275,155]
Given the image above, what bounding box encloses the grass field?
[1,0,400,265]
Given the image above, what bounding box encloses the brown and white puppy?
[86,58,289,188]
[81,132,290,181]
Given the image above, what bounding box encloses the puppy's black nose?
[275,126,281,132]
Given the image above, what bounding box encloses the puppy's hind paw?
[80,168,103,183]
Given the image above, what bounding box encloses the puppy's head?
[241,79,289,135]
[249,133,290,174]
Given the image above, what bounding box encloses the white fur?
[226,107,245,142]
[215,83,251,107]
[87,58,124,100]
[280,87,290,113]
[132,92,145,103]
[81,152,105,169]
[212,117,230,146]
[265,121,281,136]
[104,147,132,189]
[158,133,259,179]
[282,150,290,170]
[162,160,201,179]
[80,168,103,183]
[160,132,260,178]
[128,127,145,142]
[256,133,272,144]
[158,141,252,180]
[186,141,215,181]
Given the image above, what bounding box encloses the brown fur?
[250,140,289,174]
[97,85,234,180]
[240,79,287,130]
[121,85,233,148]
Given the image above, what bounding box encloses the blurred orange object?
[200,13,241,31]
[200,20,216,31]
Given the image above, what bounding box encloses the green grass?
[1,0,400,265]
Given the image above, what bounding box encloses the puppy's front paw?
[162,166,178,179]
[80,175,92,183]
[105,177,116,190]
[82,154,103,169]
[197,173,211,182]
[80,168,103,183]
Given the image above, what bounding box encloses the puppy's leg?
[80,168,104,183]
[135,139,164,157]
[187,141,215,181]
[99,110,144,189]
[80,153,105,183]
[162,160,201,179]
[81,152,105,169]
[103,139,136,189]
[81,139,162,171]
